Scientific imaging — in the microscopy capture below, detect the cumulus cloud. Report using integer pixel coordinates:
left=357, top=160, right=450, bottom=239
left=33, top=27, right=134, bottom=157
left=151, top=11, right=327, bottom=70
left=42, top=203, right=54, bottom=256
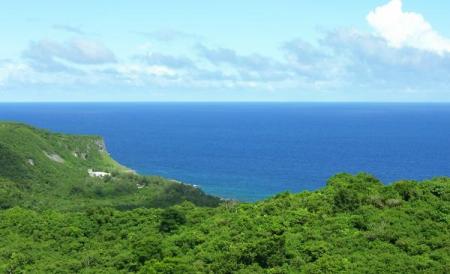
left=116, top=64, right=176, bottom=78
left=367, top=0, right=450, bottom=54
left=196, top=44, right=292, bottom=82
left=68, top=39, right=116, bottom=64
left=0, top=63, right=32, bottom=87
left=23, top=38, right=116, bottom=71
left=4, top=0, right=450, bottom=98
left=197, top=45, right=273, bottom=69
left=136, top=53, right=194, bottom=69
left=282, top=39, right=343, bottom=82
left=319, top=28, right=450, bottom=89
left=0, top=61, right=94, bottom=89
left=1, top=38, right=118, bottom=89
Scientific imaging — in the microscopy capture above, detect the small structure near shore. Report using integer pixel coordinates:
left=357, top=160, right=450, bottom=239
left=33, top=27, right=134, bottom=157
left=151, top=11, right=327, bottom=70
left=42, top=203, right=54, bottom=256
left=88, top=169, right=111, bottom=178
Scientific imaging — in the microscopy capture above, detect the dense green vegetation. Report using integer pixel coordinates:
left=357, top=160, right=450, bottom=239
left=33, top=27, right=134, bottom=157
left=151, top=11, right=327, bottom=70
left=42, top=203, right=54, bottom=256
left=0, top=122, right=220, bottom=210
left=1, top=122, right=449, bottom=273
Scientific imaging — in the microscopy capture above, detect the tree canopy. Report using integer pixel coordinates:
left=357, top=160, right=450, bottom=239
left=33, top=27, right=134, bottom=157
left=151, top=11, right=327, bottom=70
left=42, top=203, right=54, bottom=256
left=0, top=123, right=449, bottom=273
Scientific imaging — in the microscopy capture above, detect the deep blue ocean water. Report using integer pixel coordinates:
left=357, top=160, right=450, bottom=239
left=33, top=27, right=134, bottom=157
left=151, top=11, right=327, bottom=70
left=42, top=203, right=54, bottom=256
left=1, top=103, right=449, bottom=201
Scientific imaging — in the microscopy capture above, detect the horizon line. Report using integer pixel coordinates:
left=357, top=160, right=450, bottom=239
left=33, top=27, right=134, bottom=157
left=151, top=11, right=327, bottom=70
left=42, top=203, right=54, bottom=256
left=1, top=101, right=450, bottom=104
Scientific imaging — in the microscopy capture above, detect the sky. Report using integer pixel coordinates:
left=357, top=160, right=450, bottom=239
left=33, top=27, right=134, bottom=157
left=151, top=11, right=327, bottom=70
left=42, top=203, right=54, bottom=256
left=1, top=0, right=450, bottom=102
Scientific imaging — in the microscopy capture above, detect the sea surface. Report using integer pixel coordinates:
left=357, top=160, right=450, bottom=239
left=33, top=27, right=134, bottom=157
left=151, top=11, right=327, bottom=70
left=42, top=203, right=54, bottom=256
left=1, top=103, right=449, bottom=201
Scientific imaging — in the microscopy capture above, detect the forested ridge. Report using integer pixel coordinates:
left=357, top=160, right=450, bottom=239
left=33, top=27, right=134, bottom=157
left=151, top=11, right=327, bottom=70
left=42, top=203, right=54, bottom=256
left=0, top=122, right=220, bottom=211
left=0, top=122, right=449, bottom=273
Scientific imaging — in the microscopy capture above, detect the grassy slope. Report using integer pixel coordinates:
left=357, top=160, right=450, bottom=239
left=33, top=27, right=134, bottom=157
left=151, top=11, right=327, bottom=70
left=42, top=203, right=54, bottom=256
left=0, top=122, right=220, bottom=210
left=0, top=122, right=127, bottom=185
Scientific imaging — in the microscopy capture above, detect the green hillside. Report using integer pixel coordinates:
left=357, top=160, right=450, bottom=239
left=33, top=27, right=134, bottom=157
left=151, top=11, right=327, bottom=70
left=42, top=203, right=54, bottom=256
left=0, top=122, right=449, bottom=273
left=0, top=122, right=128, bottom=183
left=0, top=122, right=220, bottom=210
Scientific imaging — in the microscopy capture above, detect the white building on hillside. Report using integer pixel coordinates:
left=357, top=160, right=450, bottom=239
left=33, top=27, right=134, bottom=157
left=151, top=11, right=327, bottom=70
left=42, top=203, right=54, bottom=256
left=88, top=169, right=111, bottom=178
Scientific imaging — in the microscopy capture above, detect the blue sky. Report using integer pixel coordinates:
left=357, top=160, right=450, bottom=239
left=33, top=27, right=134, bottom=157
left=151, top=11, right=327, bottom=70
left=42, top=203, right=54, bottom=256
left=1, top=0, right=450, bottom=102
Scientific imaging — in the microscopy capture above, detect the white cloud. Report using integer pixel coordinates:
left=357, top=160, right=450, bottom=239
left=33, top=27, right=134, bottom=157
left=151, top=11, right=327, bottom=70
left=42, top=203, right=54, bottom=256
left=5, top=0, right=450, bottom=99
left=115, top=64, right=177, bottom=84
left=367, top=0, right=450, bottom=54
left=23, top=38, right=116, bottom=70
left=319, top=28, right=450, bottom=90
left=0, top=63, right=32, bottom=87
left=69, top=39, right=116, bottom=64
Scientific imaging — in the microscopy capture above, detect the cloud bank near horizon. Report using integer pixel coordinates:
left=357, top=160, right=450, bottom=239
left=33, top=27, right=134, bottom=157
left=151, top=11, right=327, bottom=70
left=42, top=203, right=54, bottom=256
left=1, top=0, right=450, bottom=101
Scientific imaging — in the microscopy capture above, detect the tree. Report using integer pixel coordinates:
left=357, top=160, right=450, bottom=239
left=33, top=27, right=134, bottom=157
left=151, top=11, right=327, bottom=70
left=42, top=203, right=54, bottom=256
left=159, top=208, right=186, bottom=233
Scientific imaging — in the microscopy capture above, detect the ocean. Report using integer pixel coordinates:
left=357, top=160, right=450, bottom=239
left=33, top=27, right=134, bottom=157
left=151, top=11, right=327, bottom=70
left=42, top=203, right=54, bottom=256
left=1, top=102, right=449, bottom=201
